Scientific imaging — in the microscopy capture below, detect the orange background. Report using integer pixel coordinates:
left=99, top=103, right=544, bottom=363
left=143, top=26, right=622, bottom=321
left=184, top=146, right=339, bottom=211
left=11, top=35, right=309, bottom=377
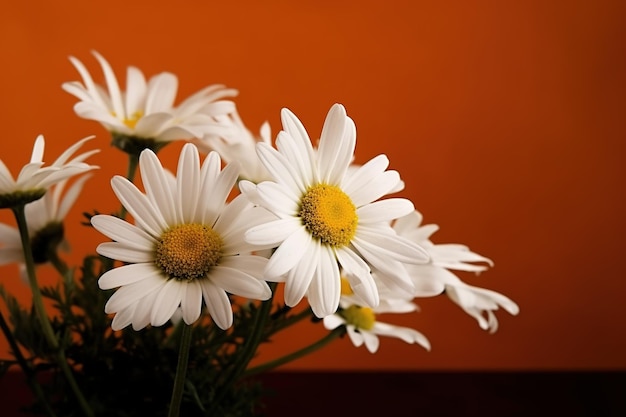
left=0, top=0, right=624, bottom=371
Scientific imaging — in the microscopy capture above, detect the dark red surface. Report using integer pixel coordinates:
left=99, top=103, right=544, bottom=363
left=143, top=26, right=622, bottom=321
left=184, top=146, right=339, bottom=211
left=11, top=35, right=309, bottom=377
left=2, top=370, right=625, bottom=416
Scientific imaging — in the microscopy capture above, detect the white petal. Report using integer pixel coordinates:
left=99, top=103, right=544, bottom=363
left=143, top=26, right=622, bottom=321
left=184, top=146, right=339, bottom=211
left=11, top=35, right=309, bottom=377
left=323, top=314, right=345, bottom=330
left=362, top=331, right=380, bottom=353
left=98, top=263, right=160, bottom=290
left=111, top=176, right=167, bottom=236
left=335, top=247, right=379, bottom=308
left=357, top=198, right=415, bottom=224
left=256, top=142, right=304, bottom=198
left=264, top=226, right=311, bottom=279
left=283, top=237, right=318, bottom=306
left=245, top=217, right=300, bottom=246
left=139, top=149, right=178, bottom=225
left=176, top=143, right=201, bottom=223
left=91, top=214, right=156, bottom=249
left=96, top=242, right=153, bottom=263
left=104, top=274, right=165, bottom=313
left=210, top=265, right=271, bottom=300
left=145, top=72, right=178, bottom=113
left=307, top=245, right=341, bottom=317
left=151, top=279, right=184, bottom=326
left=200, top=280, right=233, bottom=329
left=355, top=226, right=430, bottom=264
left=181, top=281, right=203, bottom=325
left=317, top=104, right=353, bottom=185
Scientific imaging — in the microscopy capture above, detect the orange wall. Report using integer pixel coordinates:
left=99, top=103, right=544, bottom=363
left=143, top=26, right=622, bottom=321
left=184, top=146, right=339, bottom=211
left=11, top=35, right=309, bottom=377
left=1, top=0, right=624, bottom=371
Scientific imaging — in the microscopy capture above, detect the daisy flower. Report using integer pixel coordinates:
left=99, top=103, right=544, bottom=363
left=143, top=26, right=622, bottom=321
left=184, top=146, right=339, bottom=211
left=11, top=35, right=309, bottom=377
left=62, top=50, right=238, bottom=153
left=240, top=103, right=429, bottom=318
left=392, top=210, right=519, bottom=333
left=193, top=107, right=273, bottom=183
left=90, top=143, right=274, bottom=331
left=0, top=135, right=98, bottom=209
left=0, top=175, right=92, bottom=278
left=323, top=278, right=431, bottom=353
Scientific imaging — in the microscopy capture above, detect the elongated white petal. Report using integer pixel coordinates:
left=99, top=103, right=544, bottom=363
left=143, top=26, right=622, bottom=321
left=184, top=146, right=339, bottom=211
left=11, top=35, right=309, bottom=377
left=264, top=226, right=311, bottom=279
left=98, top=263, right=160, bottom=290
left=245, top=218, right=301, bottom=246
left=91, top=214, right=156, bottom=249
left=210, top=265, right=271, bottom=300
left=181, top=281, right=203, bottom=324
left=111, top=176, right=167, bottom=236
left=283, top=237, right=318, bottom=306
left=139, top=149, right=178, bottom=225
left=357, top=198, right=415, bottom=224
left=307, top=245, right=341, bottom=317
left=150, top=279, right=184, bottom=326
left=96, top=242, right=154, bottom=263
left=200, top=281, right=233, bottom=330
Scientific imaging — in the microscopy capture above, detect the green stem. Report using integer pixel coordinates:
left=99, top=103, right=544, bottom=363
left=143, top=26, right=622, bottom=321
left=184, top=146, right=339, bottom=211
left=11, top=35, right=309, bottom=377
left=12, top=205, right=94, bottom=417
left=208, top=284, right=277, bottom=413
left=0, top=310, right=57, bottom=417
left=168, top=323, right=194, bottom=417
left=267, top=307, right=313, bottom=335
left=243, top=326, right=346, bottom=377
left=118, top=153, right=139, bottom=220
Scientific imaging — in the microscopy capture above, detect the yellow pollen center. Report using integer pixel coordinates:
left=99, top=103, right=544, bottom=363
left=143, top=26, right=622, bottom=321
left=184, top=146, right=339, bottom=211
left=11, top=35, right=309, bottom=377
left=340, top=277, right=354, bottom=296
left=299, top=184, right=357, bottom=247
left=341, top=305, right=376, bottom=330
left=154, top=224, right=223, bottom=281
left=112, top=110, right=144, bottom=129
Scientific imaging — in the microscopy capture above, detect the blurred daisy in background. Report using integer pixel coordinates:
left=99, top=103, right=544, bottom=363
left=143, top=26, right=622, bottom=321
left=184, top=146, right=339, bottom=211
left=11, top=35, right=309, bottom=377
left=0, top=175, right=93, bottom=280
left=62, top=51, right=239, bottom=153
left=0, top=134, right=98, bottom=208
left=193, top=107, right=273, bottom=184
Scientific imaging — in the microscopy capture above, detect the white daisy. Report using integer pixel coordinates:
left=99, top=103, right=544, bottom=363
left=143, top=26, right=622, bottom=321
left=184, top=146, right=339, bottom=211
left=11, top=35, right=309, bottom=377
left=240, top=103, right=429, bottom=318
left=392, top=210, right=519, bottom=333
left=323, top=278, right=430, bottom=353
left=193, top=107, right=273, bottom=183
left=0, top=135, right=98, bottom=208
left=0, top=175, right=92, bottom=277
left=90, top=143, right=274, bottom=331
left=62, top=50, right=239, bottom=150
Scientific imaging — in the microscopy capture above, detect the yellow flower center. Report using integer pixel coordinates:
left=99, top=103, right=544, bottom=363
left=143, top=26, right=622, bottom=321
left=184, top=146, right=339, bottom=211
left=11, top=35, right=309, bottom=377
left=341, top=305, right=376, bottom=331
left=154, top=224, right=223, bottom=281
left=299, top=184, right=357, bottom=247
left=112, top=110, right=144, bottom=129
left=340, top=277, right=353, bottom=296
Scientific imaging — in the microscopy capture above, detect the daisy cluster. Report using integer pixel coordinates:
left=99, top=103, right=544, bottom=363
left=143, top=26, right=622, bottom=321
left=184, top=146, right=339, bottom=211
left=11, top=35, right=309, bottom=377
left=0, top=51, right=518, bottom=360
left=0, top=50, right=522, bottom=417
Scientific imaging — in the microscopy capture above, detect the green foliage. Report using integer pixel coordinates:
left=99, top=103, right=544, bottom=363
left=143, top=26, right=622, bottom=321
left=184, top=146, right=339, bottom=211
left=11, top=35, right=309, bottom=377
left=0, top=253, right=319, bottom=416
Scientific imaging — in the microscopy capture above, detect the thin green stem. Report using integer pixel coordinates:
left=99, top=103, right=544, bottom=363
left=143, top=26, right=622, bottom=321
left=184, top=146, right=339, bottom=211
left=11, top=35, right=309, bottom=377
left=168, top=323, right=194, bottom=417
left=208, top=284, right=277, bottom=413
left=12, top=205, right=94, bottom=417
left=0, top=310, right=57, bottom=417
left=266, top=307, right=313, bottom=335
left=118, top=153, right=139, bottom=220
left=243, top=326, right=346, bottom=377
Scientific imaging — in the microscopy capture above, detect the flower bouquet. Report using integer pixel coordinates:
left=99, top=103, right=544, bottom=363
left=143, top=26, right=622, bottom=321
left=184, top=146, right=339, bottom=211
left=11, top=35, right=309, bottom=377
left=0, top=51, right=519, bottom=417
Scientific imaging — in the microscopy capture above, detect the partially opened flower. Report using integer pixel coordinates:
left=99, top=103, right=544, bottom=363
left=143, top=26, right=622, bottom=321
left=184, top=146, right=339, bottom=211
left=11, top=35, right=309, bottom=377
left=91, top=143, right=274, bottom=331
left=0, top=175, right=93, bottom=278
left=62, top=50, right=238, bottom=154
left=241, top=103, right=429, bottom=318
left=323, top=278, right=430, bottom=353
left=0, top=135, right=98, bottom=209
left=392, top=210, right=519, bottom=333
left=194, top=107, right=273, bottom=183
